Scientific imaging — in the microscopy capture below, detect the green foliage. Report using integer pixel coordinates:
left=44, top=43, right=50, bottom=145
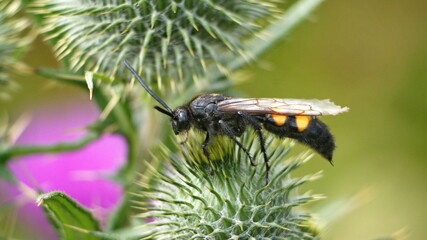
left=37, top=191, right=102, bottom=240
left=0, top=0, right=33, bottom=100
left=0, top=201, right=17, bottom=239
left=136, top=132, right=322, bottom=239
left=30, top=0, right=278, bottom=84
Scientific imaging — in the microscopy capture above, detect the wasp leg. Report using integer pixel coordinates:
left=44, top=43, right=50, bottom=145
left=218, top=120, right=256, bottom=167
left=237, top=111, right=270, bottom=185
left=202, top=131, right=212, bottom=159
left=201, top=131, right=215, bottom=175
left=180, top=131, right=189, bottom=145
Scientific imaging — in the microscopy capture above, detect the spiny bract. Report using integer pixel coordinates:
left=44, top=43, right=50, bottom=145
left=135, top=132, right=322, bottom=239
left=31, top=0, right=278, bottom=84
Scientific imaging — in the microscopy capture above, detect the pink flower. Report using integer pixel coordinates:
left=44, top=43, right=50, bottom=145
left=0, top=98, right=127, bottom=239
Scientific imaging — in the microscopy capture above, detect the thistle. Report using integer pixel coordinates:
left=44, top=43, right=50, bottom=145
left=135, top=132, right=322, bottom=239
left=30, top=0, right=278, bottom=84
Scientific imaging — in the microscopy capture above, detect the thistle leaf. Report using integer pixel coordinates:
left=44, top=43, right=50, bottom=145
left=37, top=191, right=102, bottom=240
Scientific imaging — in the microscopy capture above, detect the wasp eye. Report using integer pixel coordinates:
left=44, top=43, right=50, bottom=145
left=171, top=107, right=191, bottom=133
left=178, top=112, right=186, bottom=122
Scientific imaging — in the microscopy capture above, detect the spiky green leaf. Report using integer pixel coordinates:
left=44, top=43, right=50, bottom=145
left=37, top=191, right=102, bottom=240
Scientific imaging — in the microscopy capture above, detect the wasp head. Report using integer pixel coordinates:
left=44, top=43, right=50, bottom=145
left=124, top=61, right=192, bottom=135
left=171, top=107, right=191, bottom=135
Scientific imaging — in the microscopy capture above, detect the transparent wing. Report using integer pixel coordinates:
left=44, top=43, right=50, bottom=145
left=217, top=98, right=349, bottom=116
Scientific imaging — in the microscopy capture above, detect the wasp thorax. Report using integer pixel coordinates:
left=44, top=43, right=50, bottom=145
left=171, top=107, right=191, bottom=135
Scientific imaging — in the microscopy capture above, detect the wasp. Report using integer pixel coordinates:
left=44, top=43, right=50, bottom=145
left=124, top=61, right=349, bottom=184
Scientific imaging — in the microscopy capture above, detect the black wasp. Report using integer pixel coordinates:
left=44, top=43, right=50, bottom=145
left=124, top=61, right=349, bottom=184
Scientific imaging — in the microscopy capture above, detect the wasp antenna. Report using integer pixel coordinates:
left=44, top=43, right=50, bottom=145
left=123, top=60, right=173, bottom=113
left=154, top=106, right=173, bottom=117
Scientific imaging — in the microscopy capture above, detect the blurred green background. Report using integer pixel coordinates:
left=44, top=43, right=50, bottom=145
left=240, top=0, right=427, bottom=239
left=3, top=0, right=427, bottom=239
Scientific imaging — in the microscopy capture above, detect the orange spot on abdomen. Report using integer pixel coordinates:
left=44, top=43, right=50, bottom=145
left=295, top=116, right=311, bottom=132
left=271, top=114, right=287, bottom=126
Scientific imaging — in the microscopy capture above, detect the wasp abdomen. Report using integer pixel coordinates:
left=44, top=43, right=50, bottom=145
left=263, top=116, right=335, bottom=161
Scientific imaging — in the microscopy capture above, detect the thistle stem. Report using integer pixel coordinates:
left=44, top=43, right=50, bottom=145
left=0, top=131, right=101, bottom=165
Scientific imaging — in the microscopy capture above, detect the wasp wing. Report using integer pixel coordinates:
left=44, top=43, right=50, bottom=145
left=217, top=98, right=349, bottom=116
